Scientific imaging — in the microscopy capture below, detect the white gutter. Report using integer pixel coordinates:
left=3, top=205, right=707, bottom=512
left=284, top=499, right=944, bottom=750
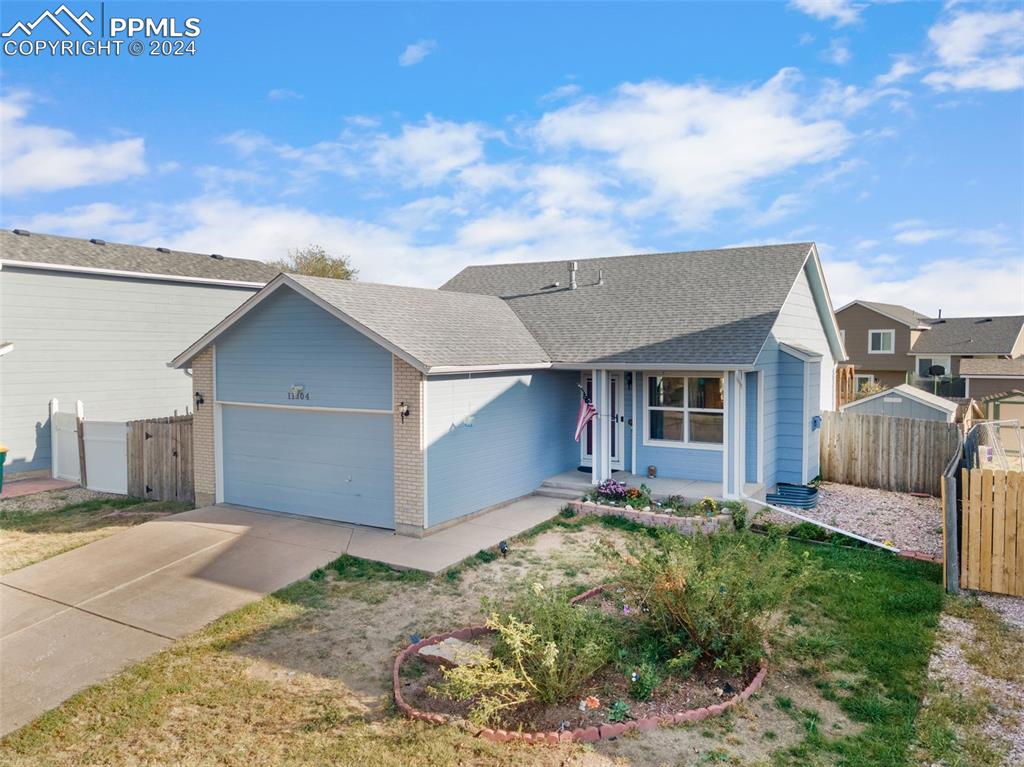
left=1, top=259, right=268, bottom=289
left=741, top=494, right=901, bottom=553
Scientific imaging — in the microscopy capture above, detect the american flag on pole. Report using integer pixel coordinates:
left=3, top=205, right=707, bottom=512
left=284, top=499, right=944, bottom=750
left=574, top=387, right=597, bottom=443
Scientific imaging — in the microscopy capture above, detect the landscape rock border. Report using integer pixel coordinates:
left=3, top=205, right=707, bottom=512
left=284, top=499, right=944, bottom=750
left=568, top=499, right=734, bottom=534
left=392, top=585, right=768, bottom=745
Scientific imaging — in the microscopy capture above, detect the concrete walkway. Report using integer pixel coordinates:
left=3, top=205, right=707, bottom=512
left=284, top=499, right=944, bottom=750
left=0, top=496, right=561, bottom=735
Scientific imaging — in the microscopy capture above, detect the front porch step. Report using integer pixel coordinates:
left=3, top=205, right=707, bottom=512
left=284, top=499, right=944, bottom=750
left=534, top=487, right=584, bottom=500
left=539, top=478, right=592, bottom=492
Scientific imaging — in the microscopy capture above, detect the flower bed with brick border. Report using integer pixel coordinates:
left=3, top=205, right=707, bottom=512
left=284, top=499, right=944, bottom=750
left=568, top=499, right=734, bottom=535
left=392, top=585, right=769, bottom=745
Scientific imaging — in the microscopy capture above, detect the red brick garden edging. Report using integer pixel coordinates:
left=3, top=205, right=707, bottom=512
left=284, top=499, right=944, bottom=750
left=392, top=586, right=769, bottom=744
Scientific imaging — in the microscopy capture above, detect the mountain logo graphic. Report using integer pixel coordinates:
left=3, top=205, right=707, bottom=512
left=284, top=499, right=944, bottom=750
left=2, top=4, right=94, bottom=37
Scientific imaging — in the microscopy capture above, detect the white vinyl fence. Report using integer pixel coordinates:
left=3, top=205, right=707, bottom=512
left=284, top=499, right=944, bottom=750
left=49, top=399, right=128, bottom=494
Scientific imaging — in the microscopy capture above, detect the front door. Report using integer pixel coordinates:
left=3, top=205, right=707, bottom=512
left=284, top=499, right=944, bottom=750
left=580, top=373, right=624, bottom=470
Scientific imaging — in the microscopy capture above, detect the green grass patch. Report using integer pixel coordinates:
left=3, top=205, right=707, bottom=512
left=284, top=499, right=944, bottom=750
left=771, top=545, right=943, bottom=767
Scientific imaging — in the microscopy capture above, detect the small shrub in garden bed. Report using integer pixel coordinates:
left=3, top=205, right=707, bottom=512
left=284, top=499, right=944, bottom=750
left=433, top=583, right=619, bottom=725
left=608, top=532, right=820, bottom=676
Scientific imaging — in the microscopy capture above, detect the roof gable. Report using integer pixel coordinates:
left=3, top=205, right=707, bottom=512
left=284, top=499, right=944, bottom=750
left=171, top=274, right=548, bottom=373
left=836, top=300, right=930, bottom=329
left=441, top=243, right=815, bottom=367
left=842, top=383, right=958, bottom=414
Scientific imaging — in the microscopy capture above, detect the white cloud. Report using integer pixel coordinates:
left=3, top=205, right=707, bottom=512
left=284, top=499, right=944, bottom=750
left=372, top=117, right=488, bottom=185
left=875, top=55, right=918, bottom=86
left=541, top=83, right=581, bottom=102
left=399, top=39, right=437, bottom=67
left=536, top=70, right=850, bottom=226
left=824, top=256, right=1023, bottom=315
left=924, top=9, right=1024, bottom=91
left=529, top=165, right=612, bottom=212
left=893, top=227, right=955, bottom=244
left=753, top=193, right=804, bottom=226
left=823, top=38, right=852, bottom=65
left=267, top=88, right=303, bottom=101
left=0, top=92, right=146, bottom=194
left=789, top=0, right=863, bottom=27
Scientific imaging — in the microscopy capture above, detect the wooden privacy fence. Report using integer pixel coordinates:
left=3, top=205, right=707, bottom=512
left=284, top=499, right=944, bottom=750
left=127, top=415, right=194, bottom=503
left=959, top=468, right=1024, bottom=597
left=820, top=411, right=962, bottom=496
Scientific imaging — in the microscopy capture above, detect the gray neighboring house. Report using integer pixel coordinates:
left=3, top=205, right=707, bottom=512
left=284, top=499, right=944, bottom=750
left=0, top=230, right=278, bottom=478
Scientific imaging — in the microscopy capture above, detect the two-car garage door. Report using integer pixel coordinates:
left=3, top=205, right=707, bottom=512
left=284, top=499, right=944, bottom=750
left=221, top=405, right=395, bottom=528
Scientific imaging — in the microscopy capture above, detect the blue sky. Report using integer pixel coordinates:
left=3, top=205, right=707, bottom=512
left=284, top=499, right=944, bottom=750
left=2, top=0, right=1022, bottom=314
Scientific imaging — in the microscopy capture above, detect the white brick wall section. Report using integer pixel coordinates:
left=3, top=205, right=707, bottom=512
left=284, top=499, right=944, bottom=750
left=393, top=355, right=425, bottom=529
left=191, top=347, right=216, bottom=507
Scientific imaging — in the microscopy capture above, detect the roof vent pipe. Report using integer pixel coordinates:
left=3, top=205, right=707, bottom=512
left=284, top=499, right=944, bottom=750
left=598, top=268, right=605, bottom=286
left=938, top=308, right=942, bottom=319
left=569, top=260, right=578, bottom=290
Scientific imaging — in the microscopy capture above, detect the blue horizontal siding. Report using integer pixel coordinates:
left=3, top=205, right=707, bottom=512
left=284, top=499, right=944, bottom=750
left=216, top=286, right=392, bottom=410
left=222, top=405, right=394, bottom=527
left=425, top=371, right=579, bottom=526
left=805, top=360, right=821, bottom=481
left=634, top=443, right=724, bottom=482
left=776, top=350, right=805, bottom=485
left=746, top=371, right=758, bottom=483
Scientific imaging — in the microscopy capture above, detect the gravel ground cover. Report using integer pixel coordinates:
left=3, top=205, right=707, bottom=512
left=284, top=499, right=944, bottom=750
left=917, top=601, right=1024, bottom=767
left=0, top=487, right=121, bottom=514
left=763, top=482, right=943, bottom=556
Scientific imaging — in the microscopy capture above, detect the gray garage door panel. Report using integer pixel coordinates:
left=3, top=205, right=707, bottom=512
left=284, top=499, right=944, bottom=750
left=222, top=405, right=394, bottom=528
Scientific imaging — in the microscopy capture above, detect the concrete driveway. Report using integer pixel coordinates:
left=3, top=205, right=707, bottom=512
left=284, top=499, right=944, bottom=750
left=0, top=505, right=352, bottom=736
left=0, top=496, right=561, bottom=735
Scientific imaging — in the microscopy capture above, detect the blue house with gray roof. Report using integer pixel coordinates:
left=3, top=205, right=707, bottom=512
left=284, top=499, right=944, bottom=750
left=171, top=242, right=846, bottom=536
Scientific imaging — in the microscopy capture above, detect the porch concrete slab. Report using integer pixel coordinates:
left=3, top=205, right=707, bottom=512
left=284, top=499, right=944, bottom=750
left=172, top=504, right=354, bottom=554
left=0, top=520, right=237, bottom=605
left=0, top=605, right=170, bottom=735
left=0, top=584, right=66, bottom=638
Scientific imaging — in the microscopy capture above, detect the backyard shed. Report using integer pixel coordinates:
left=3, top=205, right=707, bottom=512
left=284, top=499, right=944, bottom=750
left=841, top=384, right=958, bottom=423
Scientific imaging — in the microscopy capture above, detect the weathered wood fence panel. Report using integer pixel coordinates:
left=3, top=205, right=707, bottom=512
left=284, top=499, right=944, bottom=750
left=127, top=415, right=194, bottom=503
left=960, top=468, right=1023, bottom=597
left=819, top=410, right=961, bottom=496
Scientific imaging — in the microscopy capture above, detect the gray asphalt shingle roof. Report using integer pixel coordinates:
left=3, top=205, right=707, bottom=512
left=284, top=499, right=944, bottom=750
left=288, top=274, right=549, bottom=369
left=911, top=315, right=1024, bottom=355
left=440, top=243, right=815, bottom=366
left=852, top=300, right=930, bottom=328
left=0, top=230, right=279, bottom=284
left=958, top=357, right=1024, bottom=377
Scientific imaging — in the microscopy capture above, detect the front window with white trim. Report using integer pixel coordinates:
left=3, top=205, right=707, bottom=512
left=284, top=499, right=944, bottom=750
left=868, top=329, right=895, bottom=354
left=646, top=375, right=724, bottom=446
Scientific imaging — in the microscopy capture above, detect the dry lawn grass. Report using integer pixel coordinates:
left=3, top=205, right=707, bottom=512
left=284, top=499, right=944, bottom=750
left=0, top=496, right=190, bottom=574
left=1, top=516, right=940, bottom=766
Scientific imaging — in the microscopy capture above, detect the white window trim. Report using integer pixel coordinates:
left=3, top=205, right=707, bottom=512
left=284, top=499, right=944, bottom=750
left=868, top=329, right=896, bottom=355
left=914, top=355, right=952, bottom=378
left=854, top=374, right=875, bottom=391
left=642, top=374, right=725, bottom=451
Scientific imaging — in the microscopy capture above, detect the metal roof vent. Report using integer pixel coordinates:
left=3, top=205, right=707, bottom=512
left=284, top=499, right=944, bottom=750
left=156, top=247, right=171, bottom=253
left=209, top=253, right=225, bottom=260
left=12, top=229, right=30, bottom=236
left=90, top=238, right=106, bottom=245
left=568, top=260, right=578, bottom=290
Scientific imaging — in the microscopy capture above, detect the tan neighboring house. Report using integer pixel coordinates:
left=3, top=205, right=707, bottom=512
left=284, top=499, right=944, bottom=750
left=961, top=358, right=1024, bottom=401
left=835, top=300, right=1024, bottom=397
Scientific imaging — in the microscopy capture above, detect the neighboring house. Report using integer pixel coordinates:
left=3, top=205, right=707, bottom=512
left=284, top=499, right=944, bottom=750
left=170, top=242, right=845, bottom=536
left=836, top=300, right=1024, bottom=395
left=840, top=383, right=959, bottom=423
left=0, top=230, right=279, bottom=478
left=960, top=357, right=1024, bottom=401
